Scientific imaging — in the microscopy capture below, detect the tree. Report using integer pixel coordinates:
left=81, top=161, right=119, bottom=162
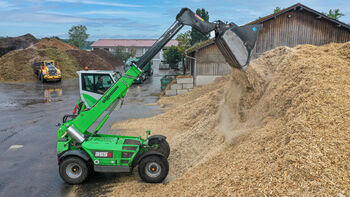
left=68, top=25, right=89, bottom=49
left=274, top=7, right=282, bottom=13
left=176, top=30, right=192, bottom=55
left=163, top=46, right=182, bottom=67
left=114, top=46, right=135, bottom=62
left=190, top=8, right=210, bottom=45
left=324, top=9, right=344, bottom=20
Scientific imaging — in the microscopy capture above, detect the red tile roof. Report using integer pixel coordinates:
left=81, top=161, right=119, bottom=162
left=91, top=39, right=178, bottom=48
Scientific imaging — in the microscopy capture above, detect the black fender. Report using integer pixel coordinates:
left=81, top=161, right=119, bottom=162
left=148, top=135, right=167, bottom=145
left=132, top=151, right=166, bottom=168
left=58, top=150, right=91, bottom=164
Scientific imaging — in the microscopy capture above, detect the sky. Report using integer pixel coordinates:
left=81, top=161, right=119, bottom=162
left=0, top=0, right=349, bottom=41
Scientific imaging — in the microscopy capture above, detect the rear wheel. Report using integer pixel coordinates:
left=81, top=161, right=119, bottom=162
left=59, top=157, right=89, bottom=184
left=138, top=155, right=168, bottom=183
left=150, top=140, right=170, bottom=158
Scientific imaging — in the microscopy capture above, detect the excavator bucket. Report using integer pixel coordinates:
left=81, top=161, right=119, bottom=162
left=215, top=24, right=262, bottom=70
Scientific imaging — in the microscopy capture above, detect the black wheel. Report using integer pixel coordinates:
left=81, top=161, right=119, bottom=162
left=57, top=78, right=62, bottom=83
left=40, top=75, right=45, bottom=83
left=149, top=140, right=170, bottom=158
left=138, top=155, right=168, bottom=183
left=59, top=157, right=89, bottom=184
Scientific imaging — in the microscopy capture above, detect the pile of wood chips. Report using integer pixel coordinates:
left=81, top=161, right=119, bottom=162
left=108, top=42, right=350, bottom=196
left=33, top=37, right=78, bottom=50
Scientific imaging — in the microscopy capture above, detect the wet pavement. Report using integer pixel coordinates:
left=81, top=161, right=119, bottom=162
left=0, top=66, right=176, bottom=197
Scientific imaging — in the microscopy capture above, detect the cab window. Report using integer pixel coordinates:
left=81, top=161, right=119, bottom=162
left=82, top=74, right=113, bottom=94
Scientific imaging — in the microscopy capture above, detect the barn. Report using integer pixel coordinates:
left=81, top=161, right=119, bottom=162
left=187, top=3, right=350, bottom=85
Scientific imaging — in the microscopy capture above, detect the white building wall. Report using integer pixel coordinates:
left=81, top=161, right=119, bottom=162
left=92, top=46, right=167, bottom=61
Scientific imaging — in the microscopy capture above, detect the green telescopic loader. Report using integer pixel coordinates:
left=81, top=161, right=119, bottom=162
left=56, top=8, right=262, bottom=184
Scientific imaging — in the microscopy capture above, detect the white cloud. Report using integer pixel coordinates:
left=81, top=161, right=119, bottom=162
left=47, top=0, right=143, bottom=7
left=0, top=1, right=16, bottom=10
left=79, top=10, right=138, bottom=15
left=78, top=10, right=160, bottom=18
left=0, top=1, right=10, bottom=8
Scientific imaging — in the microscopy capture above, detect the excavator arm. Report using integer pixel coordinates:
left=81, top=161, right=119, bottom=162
left=57, top=8, right=262, bottom=143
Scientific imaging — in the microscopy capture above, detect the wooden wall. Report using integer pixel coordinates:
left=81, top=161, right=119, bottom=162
left=193, top=43, right=232, bottom=75
left=191, top=8, right=350, bottom=75
left=252, top=9, right=350, bottom=58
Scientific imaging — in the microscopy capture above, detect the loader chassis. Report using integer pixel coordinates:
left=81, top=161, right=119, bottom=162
left=33, top=60, right=61, bottom=82
left=56, top=8, right=261, bottom=184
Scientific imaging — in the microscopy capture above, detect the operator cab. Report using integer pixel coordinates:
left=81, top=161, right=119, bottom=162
left=77, top=70, right=121, bottom=108
left=82, top=73, right=113, bottom=94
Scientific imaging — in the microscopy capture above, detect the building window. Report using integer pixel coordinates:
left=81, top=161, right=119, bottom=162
left=136, top=48, right=144, bottom=57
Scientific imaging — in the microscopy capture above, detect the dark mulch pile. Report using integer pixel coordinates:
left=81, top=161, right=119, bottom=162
left=66, top=50, right=115, bottom=70
left=0, top=34, right=38, bottom=57
left=92, top=49, right=124, bottom=67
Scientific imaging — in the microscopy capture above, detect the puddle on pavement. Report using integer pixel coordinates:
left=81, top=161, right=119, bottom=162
left=44, top=87, right=63, bottom=102
left=0, top=101, right=18, bottom=108
left=0, top=80, right=74, bottom=110
left=21, top=87, right=64, bottom=106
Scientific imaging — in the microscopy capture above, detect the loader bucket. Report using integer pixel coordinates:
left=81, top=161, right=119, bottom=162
left=215, top=24, right=262, bottom=70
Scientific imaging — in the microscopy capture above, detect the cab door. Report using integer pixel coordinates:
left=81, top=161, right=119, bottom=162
left=80, top=73, right=115, bottom=108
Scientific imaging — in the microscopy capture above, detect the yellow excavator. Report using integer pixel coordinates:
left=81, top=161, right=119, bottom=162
left=33, top=60, right=62, bottom=83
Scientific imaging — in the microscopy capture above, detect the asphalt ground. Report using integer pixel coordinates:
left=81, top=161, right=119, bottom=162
left=0, top=66, right=173, bottom=197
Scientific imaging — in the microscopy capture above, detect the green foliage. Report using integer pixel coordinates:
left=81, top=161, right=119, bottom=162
left=323, top=9, right=344, bottom=20
left=68, top=25, right=89, bottom=49
left=84, top=41, right=95, bottom=50
left=176, top=30, right=192, bottom=54
left=190, top=8, right=210, bottom=45
left=274, top=7, right=282, bottom=13
left=114, top=46, right=136, bottom=62
left=163, top=46, right=182, bottom=65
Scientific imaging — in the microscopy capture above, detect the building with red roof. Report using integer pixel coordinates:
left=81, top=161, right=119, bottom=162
left=91, top=39, right=178, bottom=63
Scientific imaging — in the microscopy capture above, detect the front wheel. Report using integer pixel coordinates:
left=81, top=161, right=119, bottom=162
left=59, top=157, right=89, bottom=184
left=138, top=155, right=169, bottom=183
left=40, top=75, right=45, bottom=83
